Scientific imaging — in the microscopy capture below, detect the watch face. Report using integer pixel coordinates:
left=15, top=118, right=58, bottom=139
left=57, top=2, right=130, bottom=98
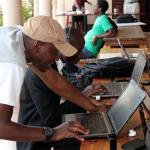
left=46, top=127, right=53, bottom=136
left=44, top=127, right=54, bottom=140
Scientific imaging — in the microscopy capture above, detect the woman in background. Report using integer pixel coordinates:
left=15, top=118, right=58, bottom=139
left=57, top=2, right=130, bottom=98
left=72, top=0, right=92, bottom=33
left=82, top=0, right=116, bottom=58
left=123, top=0, right=140, bottom=19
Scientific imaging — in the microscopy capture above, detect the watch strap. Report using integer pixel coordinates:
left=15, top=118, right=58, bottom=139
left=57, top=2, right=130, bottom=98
left=43, top=127, right=54, bottom=142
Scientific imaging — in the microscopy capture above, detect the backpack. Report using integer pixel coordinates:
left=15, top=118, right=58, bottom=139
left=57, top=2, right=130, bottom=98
left=108, top=17, right=118, bottom=33
left=80, top=57, right=135, bottom=78
left=117, top=14, right=138, bottom=23
left=62, top=64, right=92, bottom=91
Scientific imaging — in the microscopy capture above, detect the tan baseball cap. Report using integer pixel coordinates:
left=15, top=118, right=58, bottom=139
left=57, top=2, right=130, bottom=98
left=22, top=16, right=77, bottom=57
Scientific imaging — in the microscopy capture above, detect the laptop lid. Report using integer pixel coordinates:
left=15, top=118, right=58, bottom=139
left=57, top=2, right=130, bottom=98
left=117, top=38, right=131, bottom=60
left=130, top=51, right=146, bottom=84
left=108, top=79, right=145, bottom=135
left=97, top=52, right=146, bottom=98
left=89, top=40, right=145, bottom=87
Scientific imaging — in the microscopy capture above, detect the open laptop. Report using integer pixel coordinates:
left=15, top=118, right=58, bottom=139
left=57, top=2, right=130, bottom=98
left=63, top=80, right=145, bottom=138
left=142, top=53, right=150, bottom=96
left=117, top=38, right=131, bottom=60
left=99, top=50, right=146, bottom=98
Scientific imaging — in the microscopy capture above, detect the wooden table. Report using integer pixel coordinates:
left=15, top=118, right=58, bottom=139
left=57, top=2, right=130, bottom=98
left=80, top=50, right=150, bottom=150
left=80, top=77, right=150, bottom=150
left=103, top=26, right=147, bottom=49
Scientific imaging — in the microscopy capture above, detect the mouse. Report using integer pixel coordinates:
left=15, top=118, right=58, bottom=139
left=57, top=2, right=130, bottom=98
left=95, top=95, right=101, bottom=101
left=128, top=129, right=136, bottom=137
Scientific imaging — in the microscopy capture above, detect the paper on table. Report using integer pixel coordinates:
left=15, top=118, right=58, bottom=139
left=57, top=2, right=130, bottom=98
left=131, top=53, right=139, bottom=58
left=99, top=53, right=123, bottom=59
left=117, top=22, right=146, bottom=27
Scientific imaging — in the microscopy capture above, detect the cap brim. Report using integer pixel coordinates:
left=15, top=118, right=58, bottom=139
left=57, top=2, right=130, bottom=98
left=54, top=42, right=77, bottom=57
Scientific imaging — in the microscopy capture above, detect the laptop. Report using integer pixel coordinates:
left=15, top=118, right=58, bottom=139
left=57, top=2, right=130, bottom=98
left=142, top=53, right=150, bottom=96
left=117, top=38, right=131, bottom=60
left=99, top=50, right=146, bottom=97
left=63, top=80, right=145, bottom=138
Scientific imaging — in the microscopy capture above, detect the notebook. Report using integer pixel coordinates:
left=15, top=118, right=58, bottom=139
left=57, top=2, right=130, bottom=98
left=63, top=80, right=145, bottom=138
left=99, top=50, right=146, bottom=97
left=117, top=38, right=131, bottom=60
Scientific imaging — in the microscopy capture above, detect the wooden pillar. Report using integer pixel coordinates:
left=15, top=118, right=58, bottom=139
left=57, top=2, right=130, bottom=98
left=34, top=0, right=39, bottom=16
left=39, top=0, right=52, bottom=16
left=2, top=0, right=23, bottom=25
left=52, top=0, right=57, bottom=19
left=56, top=0, right=65, bottom=28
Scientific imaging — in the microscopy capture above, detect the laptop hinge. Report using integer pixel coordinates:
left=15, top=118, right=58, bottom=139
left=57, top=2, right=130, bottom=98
left=102, top=112, right=114, bottom=134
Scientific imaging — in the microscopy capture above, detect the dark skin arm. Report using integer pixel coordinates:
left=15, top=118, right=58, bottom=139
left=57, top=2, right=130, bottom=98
left=29, top=64, right=100, bottom=112
left=74, top=0, right=80, bottom=9
left=0, top=104, right=45, bottom=141
left=74, top=0, right=92, bottom=9
left=0, top=104, right=89, bottom=142
left=81, top=83, right=107, bottom=98
left=92, top=29, right=116, bottom=45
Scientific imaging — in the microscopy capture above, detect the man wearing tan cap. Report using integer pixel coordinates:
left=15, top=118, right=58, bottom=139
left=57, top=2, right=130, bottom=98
left=17, top=27, right=106, bottom=150
left=0, top=16, right=101, bottom=148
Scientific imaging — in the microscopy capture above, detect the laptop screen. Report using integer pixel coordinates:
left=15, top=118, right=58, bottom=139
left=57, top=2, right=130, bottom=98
left=117, top=38, right=130, bottom=60
left=130, top=52, right=146, bottom=84
left=108, top=80, right=145, bottom=135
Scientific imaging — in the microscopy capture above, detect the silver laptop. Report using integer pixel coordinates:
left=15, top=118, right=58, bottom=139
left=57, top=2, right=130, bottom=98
left=117, top=38, right=131, bottom=60
left=100, top=51, right=146, bottom=97
left=63, top=80, right=145, bottom=138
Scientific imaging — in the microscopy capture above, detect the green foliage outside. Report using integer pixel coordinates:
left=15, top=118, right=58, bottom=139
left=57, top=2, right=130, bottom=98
left=22, top=0, right=33, bottom=23
left=0, top=15, right=3, bottom=26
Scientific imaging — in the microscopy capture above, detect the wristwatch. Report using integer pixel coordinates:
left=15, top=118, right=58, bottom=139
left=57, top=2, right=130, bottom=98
left=43, top=127, right=54, bottom=142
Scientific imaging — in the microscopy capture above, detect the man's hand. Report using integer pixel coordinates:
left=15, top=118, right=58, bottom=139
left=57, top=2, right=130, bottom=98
left=50, top=121, right=89, bottom=142
left=92, top=36, right=98, bottom=45
left=82, top=83, right=107, bottom=97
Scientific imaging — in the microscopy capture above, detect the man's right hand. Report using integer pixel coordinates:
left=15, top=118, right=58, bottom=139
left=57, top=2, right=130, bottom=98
left=50, top=121, right=89, bottom=142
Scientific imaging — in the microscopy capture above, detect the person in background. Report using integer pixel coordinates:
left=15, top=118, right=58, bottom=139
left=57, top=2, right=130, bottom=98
left=72, top=0, right=92, bottom=33
left=123, top=0, right=140, bottom=19
left=82, top=0, right=116, bottom=58
left=17, top=27, right=106, bottom=150
left=61, top=27, right=107, bottom=93
left=73, top=0, right=92, bottom=10
left=0, top=16, right=105, bottom=150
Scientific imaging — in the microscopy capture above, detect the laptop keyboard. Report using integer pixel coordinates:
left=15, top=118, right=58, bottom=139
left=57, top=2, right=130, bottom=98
left=104, top=82, right=128, bottom=96
left=76, top=113, right=108, bottom=133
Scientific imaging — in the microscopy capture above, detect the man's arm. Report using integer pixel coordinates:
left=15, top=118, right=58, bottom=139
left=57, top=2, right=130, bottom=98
left=81, top=83, right=107, bottom=98
left=0, top=104, right=88, bottom=141
left=93, top=29, right=115, bottom=45
left=29, top=64, right=97, bottom=112
left=74, top=0, right=80, bottom=9
left=0, top=104, right=45, bottom=141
